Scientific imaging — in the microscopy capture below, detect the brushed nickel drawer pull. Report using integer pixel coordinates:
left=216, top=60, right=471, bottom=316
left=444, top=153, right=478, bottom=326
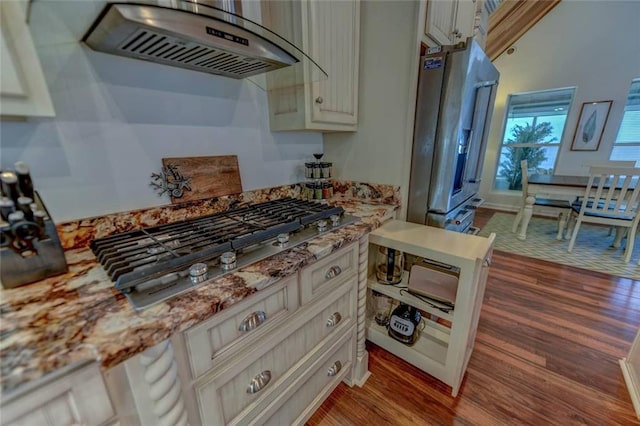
left=326, top=312, right=342, bottom=327
left=247, top=370, right=271, bottom=394
left=315, top=96, right=324, bottom=104
left=327, top=360, right=342, bottom=377
left=239, top=311, right=267, bottom=332
left=325, top=265, right=342, bottom=280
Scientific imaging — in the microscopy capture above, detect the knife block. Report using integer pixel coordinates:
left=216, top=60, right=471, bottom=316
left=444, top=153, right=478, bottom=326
left=1, top=192, right=68, bottom=289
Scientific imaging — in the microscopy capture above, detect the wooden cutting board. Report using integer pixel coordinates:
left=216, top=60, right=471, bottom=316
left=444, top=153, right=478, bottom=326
left=161, top=155, right=242, bottom=203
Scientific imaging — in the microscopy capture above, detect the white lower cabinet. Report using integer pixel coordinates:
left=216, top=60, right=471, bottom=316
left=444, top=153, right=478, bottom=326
left=367, top=220, right=494, bottom=397
left=1, top=363, right=115, bottom=426
left=184, top=275, right=300, bottom=379
left=1, top=241, right=369, bottom=426
left=261, top=331, right=355, bottom=425
left=194, top=278, right=356, bottom=425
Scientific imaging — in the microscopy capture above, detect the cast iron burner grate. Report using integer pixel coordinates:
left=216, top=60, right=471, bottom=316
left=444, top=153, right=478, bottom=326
left=91, top=198, right=357, bottom=310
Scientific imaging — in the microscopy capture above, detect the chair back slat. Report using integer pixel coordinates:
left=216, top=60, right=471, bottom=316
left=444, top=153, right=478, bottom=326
left=616, top=175, right=634, bottom=213
left=582, top=166, right=640, bottom=219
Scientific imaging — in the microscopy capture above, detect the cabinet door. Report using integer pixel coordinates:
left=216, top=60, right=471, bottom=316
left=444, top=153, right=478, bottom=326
left=0, top=0, right=54, bottom=117
left=425, top=0, right=456, bottom=45
left=454, top=0, right=478, bottom=41
left=306, top=0, right=360, bottom=127
left=262, top=330, right=355, bottom=426
left=472, top=0, right=488, bottom=49
left=1, top=363, right=115, bottom=426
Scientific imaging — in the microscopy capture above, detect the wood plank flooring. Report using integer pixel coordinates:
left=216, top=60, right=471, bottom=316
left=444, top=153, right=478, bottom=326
left=307, top=209, right=640, bottom=425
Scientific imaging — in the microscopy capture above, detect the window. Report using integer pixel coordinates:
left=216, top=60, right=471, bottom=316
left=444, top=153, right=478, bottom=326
left=610, top=79, right=640, bottom=162
left=494, top=87, right=575, bottom=190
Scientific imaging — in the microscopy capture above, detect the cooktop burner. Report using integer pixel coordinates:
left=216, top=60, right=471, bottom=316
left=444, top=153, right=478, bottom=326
left=91, top=198, right=358, bottom=310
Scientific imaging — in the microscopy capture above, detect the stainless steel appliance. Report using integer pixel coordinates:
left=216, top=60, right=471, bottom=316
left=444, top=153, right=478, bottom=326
left=407, top=38, right=499, bottom=232
left=91, top=198, right=357, bottom=310
left=82, top=1, right=326, bottom=87
left=388, top=303, right=421, bottom=346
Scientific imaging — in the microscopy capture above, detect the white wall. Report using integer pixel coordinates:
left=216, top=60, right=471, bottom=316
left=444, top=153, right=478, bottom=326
left=324, top=0, right=419, bottom=218
left=479, top=0, right=640, bottom=210
left=0, top=1, right=322, bottom=222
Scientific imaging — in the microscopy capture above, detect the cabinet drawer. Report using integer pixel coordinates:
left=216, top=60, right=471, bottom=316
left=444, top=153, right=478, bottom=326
left=185, top=274, right=299, bottom=379
left=195, top=280, right=355, bottom=425
left=300, top=243, right=358, bottom=304
left=262, top=330, right=355, bottom=426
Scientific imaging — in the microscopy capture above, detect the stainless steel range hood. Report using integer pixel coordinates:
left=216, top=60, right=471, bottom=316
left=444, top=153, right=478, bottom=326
left=83, top=1, right=327, bottom=88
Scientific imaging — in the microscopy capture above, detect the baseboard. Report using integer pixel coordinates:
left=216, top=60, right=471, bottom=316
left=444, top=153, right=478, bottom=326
left=480, top=202, right=519, bottom=212
left=481, top=203, right=567, bottom=220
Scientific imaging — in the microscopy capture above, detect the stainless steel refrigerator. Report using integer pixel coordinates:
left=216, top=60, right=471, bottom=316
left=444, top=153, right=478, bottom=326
left=407, top=38, right=499, bottom=233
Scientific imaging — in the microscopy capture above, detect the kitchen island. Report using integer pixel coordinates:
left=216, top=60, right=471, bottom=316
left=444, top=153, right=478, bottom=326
left=0, top=182, right=399, bottom=425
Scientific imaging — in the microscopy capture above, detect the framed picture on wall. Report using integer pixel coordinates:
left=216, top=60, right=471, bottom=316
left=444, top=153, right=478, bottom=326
left=570, top=100, right=613, bottom=151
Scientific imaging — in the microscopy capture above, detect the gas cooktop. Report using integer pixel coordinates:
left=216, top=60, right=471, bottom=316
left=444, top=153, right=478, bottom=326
left=91, top=198, right=358, bottom=310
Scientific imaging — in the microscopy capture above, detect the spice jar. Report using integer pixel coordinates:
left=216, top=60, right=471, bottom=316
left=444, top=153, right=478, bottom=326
left=321, top=182, right=332, bottom=199
left=312, top=163, right=322, bottom=179
left=304, top=162, right=314, bottom=178
left=320, top=162, right=332, bottom=178
left=314, top=182, right=323, bottom=200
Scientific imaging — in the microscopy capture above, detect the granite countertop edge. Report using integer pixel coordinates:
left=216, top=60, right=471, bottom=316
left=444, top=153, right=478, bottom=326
left=0, top=198, right=397, bottom=395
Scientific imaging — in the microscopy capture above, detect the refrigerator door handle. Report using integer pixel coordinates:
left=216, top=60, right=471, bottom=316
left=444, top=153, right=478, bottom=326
left=467, top=85, right=495, bottom=184
left=475, top=80, right=499, bottom=88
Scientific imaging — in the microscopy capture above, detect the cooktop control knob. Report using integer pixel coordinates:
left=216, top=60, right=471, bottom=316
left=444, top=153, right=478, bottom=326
left=189, top=263, right=208, bottom=283
left=220, top=251, right=237, bottom=271
left=276, top=233, right=290, bottom=247
left=317, top=220, right=328, bottom=233
left=330, top=214, right=340, bottom=227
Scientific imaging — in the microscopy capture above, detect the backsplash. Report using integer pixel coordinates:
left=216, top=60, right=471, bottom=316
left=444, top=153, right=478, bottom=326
left=0, top=1, right=322, bottom=223
left=57, top=180, right=400, bottom=250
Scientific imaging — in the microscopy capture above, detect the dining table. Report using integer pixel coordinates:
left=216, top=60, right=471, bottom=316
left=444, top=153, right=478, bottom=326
left=517, top=173, right=639, bottom=242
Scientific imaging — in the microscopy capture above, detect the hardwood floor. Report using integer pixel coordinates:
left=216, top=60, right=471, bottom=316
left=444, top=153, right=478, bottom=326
left=308, top=209, right=640, bottom=425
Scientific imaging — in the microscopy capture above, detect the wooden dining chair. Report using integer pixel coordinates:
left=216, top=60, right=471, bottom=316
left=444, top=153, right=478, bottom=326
left=512, top=160, right=572, bottom=240
left=566, top=166, right=640, bottom=263
left=581, top=161, right=637, bottom=236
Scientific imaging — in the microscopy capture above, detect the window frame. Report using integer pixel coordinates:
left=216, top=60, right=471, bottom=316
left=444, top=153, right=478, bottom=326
left=493, top=87, right=576, bottom=192
left=609, top=78, right=640, bottom=162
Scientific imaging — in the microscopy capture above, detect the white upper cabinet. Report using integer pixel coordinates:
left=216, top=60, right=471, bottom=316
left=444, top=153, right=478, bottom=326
left=424, top=0, right=477, bottom=46
left=263, top=0, right=360, bottom=132
left=0, top=0, right=54, bottom=118
left=472, top=0, right=489, bottom=49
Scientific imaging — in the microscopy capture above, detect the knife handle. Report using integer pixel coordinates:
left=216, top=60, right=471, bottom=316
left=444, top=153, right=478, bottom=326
left=14, top=162, right=34, bottom=199
left=0, top=198, right=15, bottom=221
left=0, top=171, right=20, bottom=203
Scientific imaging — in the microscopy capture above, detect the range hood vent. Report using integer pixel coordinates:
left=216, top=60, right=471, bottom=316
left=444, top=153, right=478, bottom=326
left=83, top=1, right=327, bottom=88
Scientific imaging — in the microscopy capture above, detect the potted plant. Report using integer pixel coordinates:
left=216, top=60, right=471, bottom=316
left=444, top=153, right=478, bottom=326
left=498, top=121, right=556, bottom=190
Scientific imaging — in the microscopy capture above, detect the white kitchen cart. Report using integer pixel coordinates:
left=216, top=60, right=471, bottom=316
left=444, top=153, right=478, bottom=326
left=620, top=327, right=640, bottom=419
left=367, top=220, right=495, bottom=397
